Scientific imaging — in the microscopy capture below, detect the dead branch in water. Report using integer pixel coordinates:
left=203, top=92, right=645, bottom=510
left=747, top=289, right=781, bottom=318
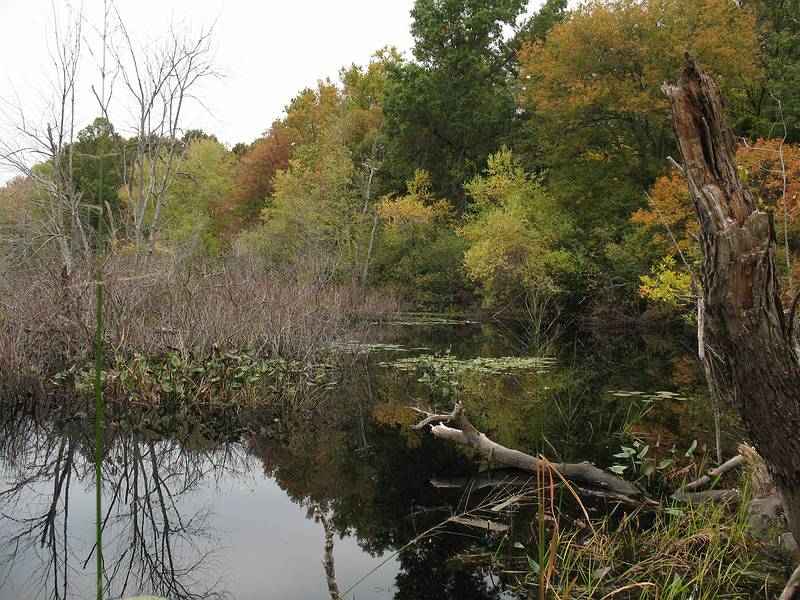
left=412, top=403, right=642, bottom=499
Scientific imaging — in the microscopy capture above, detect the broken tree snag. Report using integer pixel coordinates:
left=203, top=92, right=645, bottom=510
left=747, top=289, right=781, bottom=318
left=412, top=404, right=641, bottom=499
left=663, top=54, right=800, bottom=542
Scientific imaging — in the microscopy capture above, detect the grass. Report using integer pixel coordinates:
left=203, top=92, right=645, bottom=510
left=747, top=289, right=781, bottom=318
left=497, top=467, right=787, bottom=599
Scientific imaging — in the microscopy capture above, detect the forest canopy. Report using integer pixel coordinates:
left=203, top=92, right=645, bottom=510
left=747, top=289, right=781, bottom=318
left=2, top=0, right=799, bottom=316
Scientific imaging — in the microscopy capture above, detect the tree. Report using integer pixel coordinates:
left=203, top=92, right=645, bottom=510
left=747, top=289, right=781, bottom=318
left=112, top=14, right=217, bottom=255
left=382, top=0, right=526, bottom=207
left=162, top=137, right=237, bottom=254
left=741, top=0, right=800, bottom=141
left=372, top=170, right=467, bottom=305
left=634, top=139, right=800, bottom=313
left=0, top=5, right=88, bottom=274
left=221, top=122, right=293, bottom=233
left=663, top=55, right=800, bottom=552
left=71, top=117, right=124, bottom=232
left=517, top=0, right=763, bottom=256
left=462, top=148, right=579, bottom=305
left=512, top=0, right=568, bottom=47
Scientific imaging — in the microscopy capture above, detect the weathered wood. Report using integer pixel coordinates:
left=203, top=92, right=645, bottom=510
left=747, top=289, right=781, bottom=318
left=662, top=54, right=800, bottom=541
left=679, top=453, right=745, bottom=493
left=414, top=403, right=641, bottom=498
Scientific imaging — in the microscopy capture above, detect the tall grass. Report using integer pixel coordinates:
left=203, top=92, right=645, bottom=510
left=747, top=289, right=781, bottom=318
left=506, top=470, right=784, bottom=599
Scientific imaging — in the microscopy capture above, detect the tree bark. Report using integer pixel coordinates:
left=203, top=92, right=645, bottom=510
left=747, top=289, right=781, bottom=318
left=662, top=54, right=800, bottom=541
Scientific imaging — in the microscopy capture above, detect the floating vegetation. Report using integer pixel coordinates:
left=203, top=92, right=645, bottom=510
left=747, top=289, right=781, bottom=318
left=54, top=349, right=337, bottom=408
left=606, top=389, right=688, bottom=402
left=328, top=341, right=428, bottom=354
left=372, top=312, right=480, bottom=326
left=383, top=354, right=557, bottom=375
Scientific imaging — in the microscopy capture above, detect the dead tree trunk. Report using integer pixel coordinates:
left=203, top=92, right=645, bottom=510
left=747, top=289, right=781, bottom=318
left=662, top=54, right=800, bottom=542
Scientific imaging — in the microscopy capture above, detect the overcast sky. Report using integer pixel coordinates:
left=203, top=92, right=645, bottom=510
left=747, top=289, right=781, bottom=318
left=0, top=0, right=542, bottom=184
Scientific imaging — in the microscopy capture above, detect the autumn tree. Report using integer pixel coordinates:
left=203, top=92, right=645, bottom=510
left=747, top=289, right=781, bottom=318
left=462, top=149, right=580, bottom=305
left=634, top=139, right=800, bottom=314
left=372, top=170, right=467, bottom=305
left=220, top=122, right=293, bottom=234
left=517, top=0, right=763, bottom=246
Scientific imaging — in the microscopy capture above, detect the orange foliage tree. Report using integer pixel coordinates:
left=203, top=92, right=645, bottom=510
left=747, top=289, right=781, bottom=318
left=634, top=139, right=800, bottom=308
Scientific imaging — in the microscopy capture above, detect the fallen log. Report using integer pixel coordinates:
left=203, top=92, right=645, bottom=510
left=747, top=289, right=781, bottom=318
left=412, top=403, right=641, bottom=498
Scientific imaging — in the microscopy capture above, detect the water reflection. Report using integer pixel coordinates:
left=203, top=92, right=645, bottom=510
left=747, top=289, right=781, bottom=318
left=0, top=409, right=237, bottom=599
left=0, top=321, right=731, bottom=599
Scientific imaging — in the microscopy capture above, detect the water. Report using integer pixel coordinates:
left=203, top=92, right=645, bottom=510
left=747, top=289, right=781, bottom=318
left=0, top=320, right=729, bottom=599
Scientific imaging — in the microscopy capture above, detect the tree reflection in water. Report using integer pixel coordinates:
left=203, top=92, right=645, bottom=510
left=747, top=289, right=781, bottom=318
left=0, top=405, right=242, bottom=600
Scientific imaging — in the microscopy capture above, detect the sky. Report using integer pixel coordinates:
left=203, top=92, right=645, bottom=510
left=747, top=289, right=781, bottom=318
left=0, top=0, right=543, bottom=184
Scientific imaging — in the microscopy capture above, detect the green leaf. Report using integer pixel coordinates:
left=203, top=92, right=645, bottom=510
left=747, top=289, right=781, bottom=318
left=685, top=439, right=697, bottom=458
left=640, top=461, right=654, bottom=477
left=526, top=555, right=540, bottom=574
left=658, top=459, right=674, bottom=470
left=609, top=464, right=627, bottom=474
left=637, top=445, right=650, bottom=459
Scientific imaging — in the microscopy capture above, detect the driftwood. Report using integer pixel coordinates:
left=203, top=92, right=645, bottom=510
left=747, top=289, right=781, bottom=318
left=663, top=53, right=800, bottom=542
left=414, top=403, right=751, bottom=511
left=412, top=403, right=641, bottom=498
left=679, top=453, right=745, bottom=493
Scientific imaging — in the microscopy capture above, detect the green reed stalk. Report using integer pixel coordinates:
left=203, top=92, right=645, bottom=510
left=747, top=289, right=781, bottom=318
left=94, top=152, right=105, bottom=600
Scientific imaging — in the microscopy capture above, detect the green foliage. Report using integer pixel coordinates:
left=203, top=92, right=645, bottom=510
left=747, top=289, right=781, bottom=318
left=381, top=0, right=525, bottom=206
left=741, top=0, right=800, bottom=140
left=462, top=149, right=581, bottom=305
left=163, top=138, right=238, bottom=255
left=639, top=255, right=696, bottom=317
left=71, top=117, right=125, bottom=228
left=372, top=171, right=467, bottom=305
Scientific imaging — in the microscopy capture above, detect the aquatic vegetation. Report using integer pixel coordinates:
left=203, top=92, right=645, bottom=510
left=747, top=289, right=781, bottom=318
left=383, top=353, right=557, bottom=375
left=54, top=349, right=337, bottom=410
left=607, top=389, right=689, bottom=402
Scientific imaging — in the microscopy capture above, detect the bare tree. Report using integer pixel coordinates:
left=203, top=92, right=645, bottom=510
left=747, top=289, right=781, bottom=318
left=662, top=55, right=800, bottom=546
left=0, top=4, right=88, bottom=275
left=111, top=11, right=217, bottom=257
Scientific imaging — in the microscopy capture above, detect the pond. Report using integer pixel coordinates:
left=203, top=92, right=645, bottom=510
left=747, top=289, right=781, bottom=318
left=0, top=319, right=731, bottom=600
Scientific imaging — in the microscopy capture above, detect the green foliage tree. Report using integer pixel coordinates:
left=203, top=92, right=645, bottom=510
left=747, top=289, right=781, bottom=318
left=462, top=149, right=580, bottom=305
left=71, top=117, right=124, bottom=230
left=382, top=0, right=526, bottom=207
left=162, top=138, right=238, bottom=255
left=741, top=0, right=800, bottom=140
left=372, top=170, right=467, bottom=305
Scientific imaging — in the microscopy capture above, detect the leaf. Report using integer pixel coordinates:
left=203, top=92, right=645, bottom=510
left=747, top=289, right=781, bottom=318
left=658, top=459, right=674, bottom=470
left=513, top=541, right=525, bottom=549
left=637, top=444, right=650, bottom=459
left=685, top=439, right=697, bottom=458
left=609, top=464, right=628, bottom=474
left=526, top=555, right=540, bottom=574
left=640, top=460, right=654, bottom=477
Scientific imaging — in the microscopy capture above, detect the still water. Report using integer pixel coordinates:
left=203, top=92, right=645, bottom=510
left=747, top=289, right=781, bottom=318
left=0, top=320, right=725, bottom=599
